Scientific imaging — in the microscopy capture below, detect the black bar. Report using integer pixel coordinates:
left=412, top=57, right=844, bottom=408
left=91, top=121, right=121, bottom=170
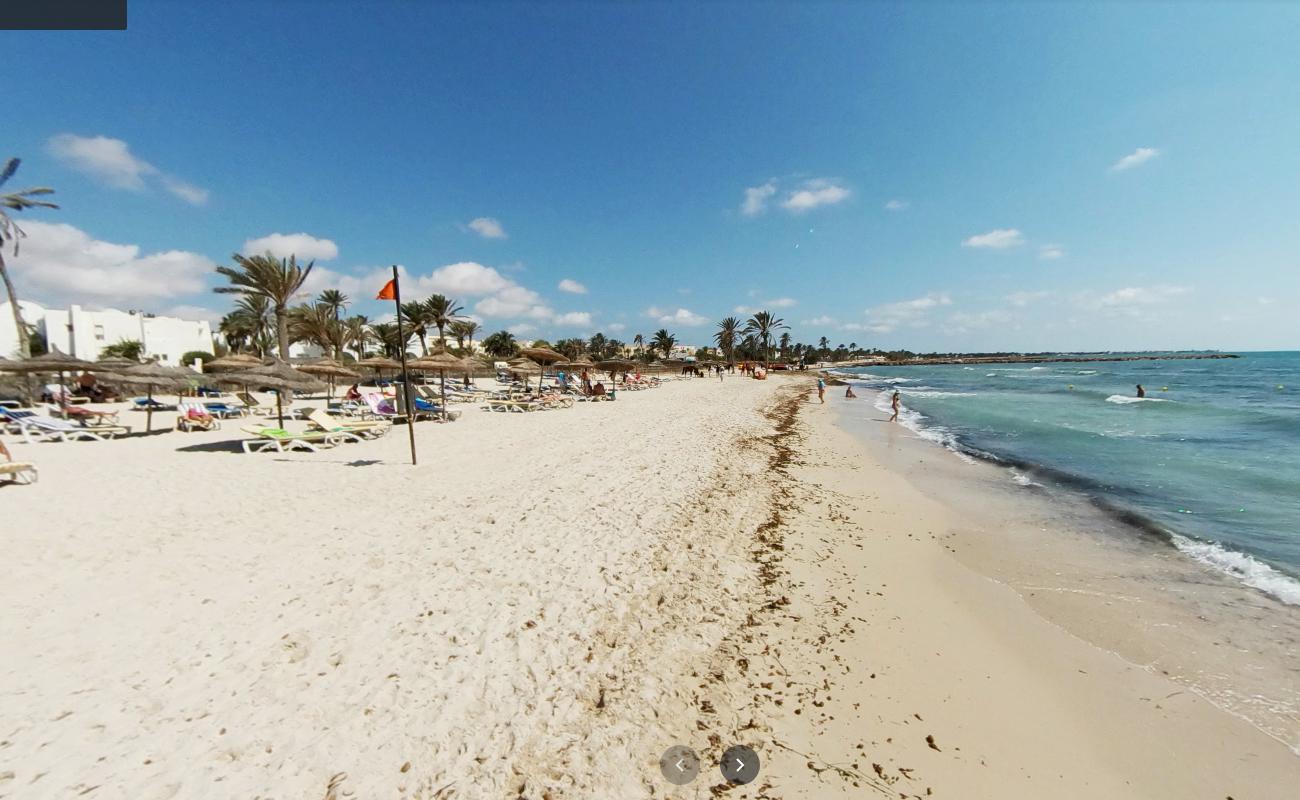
left=1, top=0, right=127, bottom=30
left=390, top=265, right=418, bottom=466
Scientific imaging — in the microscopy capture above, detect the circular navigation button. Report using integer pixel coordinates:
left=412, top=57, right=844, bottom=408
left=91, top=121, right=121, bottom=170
left=719, top=744, right=760, bottom=785
left=659, top=745, right=701, bottom=785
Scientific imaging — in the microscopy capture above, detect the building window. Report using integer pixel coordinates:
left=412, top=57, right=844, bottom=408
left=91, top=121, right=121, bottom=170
left=94, top=325, right=105, bottom=341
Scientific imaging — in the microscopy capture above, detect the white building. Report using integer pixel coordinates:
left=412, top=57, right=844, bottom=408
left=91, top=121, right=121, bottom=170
left=0, top=300, right=213, bottom=366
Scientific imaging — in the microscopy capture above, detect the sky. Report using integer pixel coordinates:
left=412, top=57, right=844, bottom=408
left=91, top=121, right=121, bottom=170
left=2, top=1, right=1298, bottom=352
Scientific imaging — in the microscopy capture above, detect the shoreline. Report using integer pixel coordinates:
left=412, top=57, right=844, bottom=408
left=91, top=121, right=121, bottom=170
left=746, top=378, right=1299, bottom=797
left=4, top=374, right=1298, bottom=797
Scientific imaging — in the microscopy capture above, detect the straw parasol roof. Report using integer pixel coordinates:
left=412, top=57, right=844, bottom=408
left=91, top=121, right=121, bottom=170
left=567, top=356, right=596, bottom=369
left=355, top=355, right=403, bottom=372
left=92, top=356, right=140, bottom=373
left=596, top=359, right=634, bottom=371
left=519, top=346, right=565, bottom=364
left=409, top=352, right=464, bottom=371
left=296, top=358, right=361, bottom=380
left=507, top=357, right=542, bottom=373
left=204, top=353, right=262, bottom=372
left=8, top=349, right=96, bottom=373
left=0, top=355, right=16, bottom=372
left=216, top=359, right=325, bottom=392
left=216, top=359, right=326, bottom=427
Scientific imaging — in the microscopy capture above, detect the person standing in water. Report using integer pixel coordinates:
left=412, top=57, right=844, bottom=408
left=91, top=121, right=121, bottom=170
left=1136, top=384, right=1146, bottom=398
left=889, top=390, right=901, bottom=422
left=816, top=376, right=826, bottom=403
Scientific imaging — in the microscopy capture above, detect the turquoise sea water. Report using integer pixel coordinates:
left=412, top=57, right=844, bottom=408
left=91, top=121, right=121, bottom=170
left=838, top=352, right=1300, bottom=605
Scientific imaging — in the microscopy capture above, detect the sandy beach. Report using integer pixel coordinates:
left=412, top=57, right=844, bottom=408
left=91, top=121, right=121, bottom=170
left=3, top=374, right=1298, bottom=798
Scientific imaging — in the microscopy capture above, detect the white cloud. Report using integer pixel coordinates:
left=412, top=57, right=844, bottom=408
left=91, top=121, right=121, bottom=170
left=162, top=304, right=224, bottom=324
left=1110, top=147, right=1160, bottom=172
left=801, top=315, right=837, bottom=326
left=839, top=323, right=868, bottom=332
left=863, top=292, right=952, bottom=333
left=295, top=266, right=368, bottom=302
left=607, top=322, right=627, bottom=332
left=1007, top=290, right=1051, bottom=307
left=735, top=297, right=797, bottom=315
left=552, top=311, right=593, bottom=327
left=943, top=309, right=1014, bottom=334
left=741, top=181, right=777, bottom=216
left=557, top=278, right=587, bottom=294
left=1096, top=285, right=1189, bottom=308
left=160, top=177, right=210, bottom=205
left=7, top=221, right=213, bottom=307
left=646, top=306, right=708, bottom=326
left=467, top=217, right=507, bottom=239
left=962, top=228, right=1025, bottom=249
left=243, top=232, right=339, bottom=261
left=884, top=199, right=909, bottom=211
left=781, top=179, right=850, bottom=213
left=1039, top=244, right=1065, bottom=260
left=46, top=133, right=208, bottom=205
left=412, top=261, right=513, bottom=296
left=475, top=284, right=551, bottom=319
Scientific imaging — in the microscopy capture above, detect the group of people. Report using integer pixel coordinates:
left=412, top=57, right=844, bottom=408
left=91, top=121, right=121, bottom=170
left=815, top=376, right=902, bottom=422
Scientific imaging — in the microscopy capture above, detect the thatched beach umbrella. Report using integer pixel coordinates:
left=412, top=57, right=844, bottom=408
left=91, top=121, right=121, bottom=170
left=597, top=359, right=634, bottom=388
left=216, top=359, right=325, bottom=428
left=112, top=362, right=201, bottom=432
left=520, top=347, right=565, bottom=394
left=297, top=358, right=361, bottom=400
left=204, top=353, right=262, bottom=372
left=355, top=355, right=403, bottom=385
left=9, top=349, right=97, bottom=406
left=409, top=351, right=463, bottom=419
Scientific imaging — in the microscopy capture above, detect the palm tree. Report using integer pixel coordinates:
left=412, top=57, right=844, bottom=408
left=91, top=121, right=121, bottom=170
left=214, top=252, right=315, bottom=360
left=217, top=295, right=274, bottom=355
left=459, top=319, right=480, bottom=355
left=400, top=301, right=431, bottom=354
left=316, top=289, right=349, bottom=358
left=424, top=294, right=464, bottom=352
left=651, top=328, right=676, bottom=359
left=370, top=322, right=410, bottom=358
left=714, top=316, right=741, bottom=364
left=290, top=303, right=343, bottom=357
left=587, top=332, right=608, bottom=358
left=555, top=337, right=586, bottom=359
left=633, top=333, right=644, bottom=355
left=778, top=332, right=792, bottom=360
left=343, top=315, right=372, bottom=360
left=818, top=336, right=830, bottom=359
left=481, top=330, right=519, bottom=358
left=0, top=158, right=58, bottom=359
left=742, top=311, right=788, bottom=366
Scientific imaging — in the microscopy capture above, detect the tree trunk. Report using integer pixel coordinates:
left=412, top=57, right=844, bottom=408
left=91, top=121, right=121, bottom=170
left=276, top=304, right=290, bottom=360
left=0, top=252, right=31, bottom=359
left=417, top=332, right=428, bottom=355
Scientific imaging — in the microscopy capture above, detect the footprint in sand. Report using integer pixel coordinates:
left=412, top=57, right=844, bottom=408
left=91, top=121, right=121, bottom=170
left=277, top=632, right=312, bottom=664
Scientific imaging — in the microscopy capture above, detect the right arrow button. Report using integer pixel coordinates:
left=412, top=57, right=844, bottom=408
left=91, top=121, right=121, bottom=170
left=719, top=744, right=760, bottom=784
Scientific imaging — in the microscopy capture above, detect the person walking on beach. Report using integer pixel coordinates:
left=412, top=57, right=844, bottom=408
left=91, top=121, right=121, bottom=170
left=889, top=390, right=901, bottom=422
left=816, top=376, right=826, bottom=403
left=1136, top=384, right=1146, bottom=398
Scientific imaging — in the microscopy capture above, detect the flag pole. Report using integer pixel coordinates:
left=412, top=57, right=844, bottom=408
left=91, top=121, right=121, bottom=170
left=388, top=265, right=418, bottom=466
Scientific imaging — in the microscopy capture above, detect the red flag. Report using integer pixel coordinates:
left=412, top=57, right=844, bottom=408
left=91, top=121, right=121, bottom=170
left=376, top=278, right=397, bottom=300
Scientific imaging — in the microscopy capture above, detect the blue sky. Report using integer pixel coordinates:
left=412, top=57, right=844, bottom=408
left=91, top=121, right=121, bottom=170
left=3, top=1, right=1298, bottom=351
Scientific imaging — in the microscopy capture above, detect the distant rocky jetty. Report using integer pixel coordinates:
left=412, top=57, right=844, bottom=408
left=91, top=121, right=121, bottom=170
left=840, top=353, right=1238, bottom=368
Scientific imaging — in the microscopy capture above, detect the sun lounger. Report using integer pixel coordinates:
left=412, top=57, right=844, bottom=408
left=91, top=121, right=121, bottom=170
left=133, top=397, right=176, bottom=412
left=203, top=401, right=247, bottom=419
left=50, top=403, right=121, bottom=425
left=13, top=414, right=129, bottom=443
left=238, top=425, right=351, bottom=453
left=176, top=400, right=221, bottom=432
left=0, top=407, right=37, bottom=434
left=307, top=409, right=391, bottom=439
left=481, top=398, right=543, bottom=413
left=0, top=441, right=37, bottom=485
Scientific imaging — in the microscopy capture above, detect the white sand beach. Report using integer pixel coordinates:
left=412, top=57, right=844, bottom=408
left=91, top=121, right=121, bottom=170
left=3, top=374, right=1298, bottom=798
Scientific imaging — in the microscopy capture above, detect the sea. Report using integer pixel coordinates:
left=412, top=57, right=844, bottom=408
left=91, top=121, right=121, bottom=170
left=836, top=351, right=1300, bottom=606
